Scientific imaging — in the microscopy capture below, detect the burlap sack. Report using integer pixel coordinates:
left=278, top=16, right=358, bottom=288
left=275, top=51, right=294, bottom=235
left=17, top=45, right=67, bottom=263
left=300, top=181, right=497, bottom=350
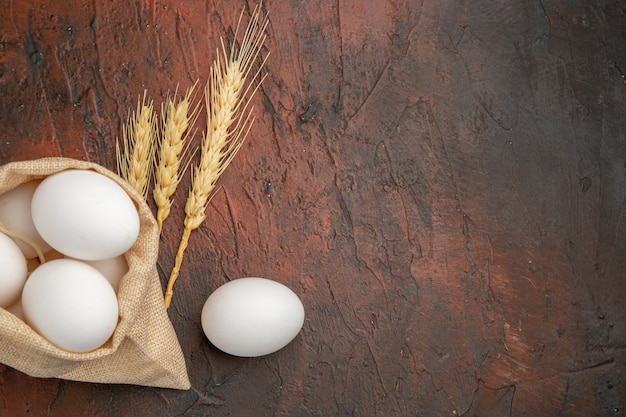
left=0, top=157, right=190, bottom=390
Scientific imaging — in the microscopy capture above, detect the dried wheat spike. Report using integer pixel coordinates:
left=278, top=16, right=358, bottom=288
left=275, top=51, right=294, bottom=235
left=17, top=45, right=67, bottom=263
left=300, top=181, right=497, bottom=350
left=153, top=82, right=201, bottom=234
left=164, top=3, right=269, bottom=308
left=117, top=91, right=157, bottom=199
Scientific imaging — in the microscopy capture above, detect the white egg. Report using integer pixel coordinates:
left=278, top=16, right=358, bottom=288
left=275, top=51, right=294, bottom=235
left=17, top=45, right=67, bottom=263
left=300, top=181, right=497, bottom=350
left=31, top=169, right=140, bottom=261
left=22, top=258, right=119, bottom=353
left=81, top=255, right=128, bottom=293
left=201, top=277, right=305, bottom=357
left=0, top=180, right=52, bottom=258
left=0, top=232, right=28, bottom=308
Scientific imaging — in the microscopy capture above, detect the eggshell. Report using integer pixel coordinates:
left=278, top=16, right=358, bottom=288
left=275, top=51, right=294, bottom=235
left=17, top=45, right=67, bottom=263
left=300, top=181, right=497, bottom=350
left=31, top=169, right=140, bottom=261
left=201, top=277, right=305, bottom=357
left=0, top=232, right=28, bottom=308
left=0, top=180, right=52, bottom=258
left=22, top=259, right=119, bottom=353
left=81, top=255, right=129, bottom=293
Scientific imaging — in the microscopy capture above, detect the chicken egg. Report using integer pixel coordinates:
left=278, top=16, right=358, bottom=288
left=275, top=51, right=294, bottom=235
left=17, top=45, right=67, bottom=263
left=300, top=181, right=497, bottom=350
left=31, top=169, right=140, bottom=261
left=201, top=277, right=305, bottom=357
left=0, top=180, right=52, bottom=258
left=0, top=232, right=28, bottom=308
left=81, top=255, right=128, bottom=293
left=22, top=258, right=119, bottom=353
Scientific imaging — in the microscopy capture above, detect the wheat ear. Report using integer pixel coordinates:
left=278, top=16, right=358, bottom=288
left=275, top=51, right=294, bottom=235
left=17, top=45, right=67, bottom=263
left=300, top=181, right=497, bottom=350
left=117, top=91, right=157, bottom=198
left=154, top=82, right=201, bottom=234
left=164, top=4, right=269, bottom=308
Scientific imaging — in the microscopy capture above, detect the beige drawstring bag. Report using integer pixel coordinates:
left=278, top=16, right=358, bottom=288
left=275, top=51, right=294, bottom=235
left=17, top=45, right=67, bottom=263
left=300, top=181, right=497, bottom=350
left=0, top=157, right=190, bottom=390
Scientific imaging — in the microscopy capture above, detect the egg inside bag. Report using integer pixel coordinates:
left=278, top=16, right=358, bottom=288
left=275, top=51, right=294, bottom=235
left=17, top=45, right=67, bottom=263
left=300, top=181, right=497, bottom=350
left=0, top=180, right=52, bottom=258
left=0, top=168, right=139, bottom=353
left=80, top=255, right=129, bottom=293
left=0, top=231, right=28, bottom=308
left=31, top=169, right=140, bottom=261
left=22, top=259, right=119, bottom=353
left=201, top=277, right=305, bottom=357
left=0, top=158, right=190, bottom=389
left=18, top=169, right=139, bottom=351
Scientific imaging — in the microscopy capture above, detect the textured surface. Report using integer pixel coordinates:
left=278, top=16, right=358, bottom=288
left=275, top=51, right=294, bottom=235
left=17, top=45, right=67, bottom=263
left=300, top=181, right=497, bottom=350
left=1, top=1, right=625, bottom=416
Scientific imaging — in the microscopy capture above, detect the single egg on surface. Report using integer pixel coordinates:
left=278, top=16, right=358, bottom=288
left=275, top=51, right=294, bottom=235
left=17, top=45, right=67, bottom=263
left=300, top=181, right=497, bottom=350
left=31, top=169, right=140, bottom=261
left=22, top=258, right=119, bottom=353
left=0, top=180, right=52, bottom=258
left=201, top=277, right=305, bottom=357
left=0, top=232, right=28, bottom=308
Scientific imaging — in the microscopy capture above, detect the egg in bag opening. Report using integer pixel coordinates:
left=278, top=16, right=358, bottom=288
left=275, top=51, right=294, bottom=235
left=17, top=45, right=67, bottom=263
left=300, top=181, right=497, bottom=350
left=0, top=168, right=141, bottom=353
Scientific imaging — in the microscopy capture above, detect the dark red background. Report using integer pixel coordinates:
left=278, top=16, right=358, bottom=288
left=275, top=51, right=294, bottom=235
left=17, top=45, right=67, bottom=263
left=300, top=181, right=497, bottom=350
left=1, top=1, right=625, bottom=416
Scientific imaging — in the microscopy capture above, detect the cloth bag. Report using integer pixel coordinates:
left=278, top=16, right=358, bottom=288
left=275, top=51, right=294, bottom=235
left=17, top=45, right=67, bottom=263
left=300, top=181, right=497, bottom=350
left=0, top=157, right=190, bottom=390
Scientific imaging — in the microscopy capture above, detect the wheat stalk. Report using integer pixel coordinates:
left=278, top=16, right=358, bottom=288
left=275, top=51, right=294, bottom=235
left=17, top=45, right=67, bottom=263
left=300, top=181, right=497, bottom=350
left=164, top=4, right=269, bottom=308
left=0, top=221, right=46, bottom=264
left=153, top=82, right=201, bottom=234
left=117, top=91, right=157, bottom=198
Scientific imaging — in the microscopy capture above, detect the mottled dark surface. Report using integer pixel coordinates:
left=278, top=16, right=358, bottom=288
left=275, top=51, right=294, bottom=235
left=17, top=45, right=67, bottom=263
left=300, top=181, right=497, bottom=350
left=1, top=1, right=625, bottom=416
